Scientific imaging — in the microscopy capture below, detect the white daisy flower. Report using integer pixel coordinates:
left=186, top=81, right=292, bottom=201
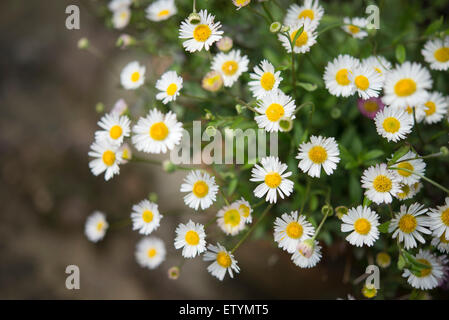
left=361, top=163, right=401, bottom=204
left=232, top=0, right=251, bottom=10
left=254, top=91, right=296, bottom=132
left=85, top=211, right=108, bottom=243
left=402, top=249, right=444, bottom=290
left=180, top=170, right=219, bottom=210
left=291, top=239, right=322, bottom=268
left=278, top=19, right=317, bottom=54
left=341, top=206, right=380, bottom=247
left=108, top=0, right=132, bottom=11
left=248, top=60, right=283, bottom=99
left=211, top=49, right=249, bottom=87
left=284, top=0, right=324, bottom=27
left=155, top=71, right=183, bottom=104
left=112, top=7, right=131, bottom=29
left=421, top=91, right=449, bottom=124
left=273, top=211, right=315, bottom=253
left=120, top=61, right=146, bottom=90
left=179, top=9, right=223, bottom=52
left=389, top=202, right=431, bottom=249
left=342, top=17, right=368, bottom=39
left=350, top=64, right=384, bottom=99
left=130, top=200, right=163, bottom=235
left=374, top=107, right=413, bottom=142
left=428, top=197, right=449, bottom=240
left=250, top=156, right=294, bottom=204
left=95, top=113, right=131, bottom=145
left=395, top=183, right=418, bottom=201
left=401, top=104, right=426, bottom=123
left=323, top=54, right=360, bottom=97
left=362, top=55, right=392, bottom=78
left=111, top=98, right=128, bottom=115
left=203, top=243, right=240, bottom=281
left=235, top=198, right=253, bottom=224
left=382, top=62, right=432, bottom=109
left=422, top=36, right=449, bottom=71
left=390, top=151, right=426, bottom=185
left=145, top=0, right=177, bottom=22
left=174, top=220, right=206, bottom=258
left=88, top=140, right=123, bottom=181
left=132, top=109, right=183, bottom=154
left=296, top=135, right=340, bottom=178
left=217, top=203, right=246, bottom=236
left=135, top=237, right=166, bottom=270
left=431, top=232, right=449, bottom=254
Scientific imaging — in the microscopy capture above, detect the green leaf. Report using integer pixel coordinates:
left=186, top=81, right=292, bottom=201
left=425, top=16, right=444, bottom=36
left=291, top=26, right=304, bottom=48
left=363, top=149, right=384, bottom=161
left=395, top=44, right=406, bottom=64
left=378, top=221, right=390, bottom=233
left=227, top=178, right=238, bottom=196
left=362, top=196, right=372, bottom=207
left=297, top=82, right=318, bottom=92
left=397, top=254, right=406, bottom=270
left=388, top=145, right=410, bottom=165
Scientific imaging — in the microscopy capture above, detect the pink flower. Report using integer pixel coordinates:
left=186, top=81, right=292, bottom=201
left=357, top=97, right=385, bottom=119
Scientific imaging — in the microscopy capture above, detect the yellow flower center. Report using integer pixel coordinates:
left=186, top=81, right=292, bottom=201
left=224, top=209, right=241, bottom=227
left=434, top=47, right=449, bottom=62
left=265, top=103, right=285, bottom=122
left=442, top=208, right=449, bottom=226
left=122, top=148, right=130, bottom=160
left=102, top=150, right=116, bottom=166
left=377, top=252, right=391, bottom=266
left=185, top=230, right=200, bottom=245
left=192, top=180, right=209, bottom=198
left=416, top=259, right=432, bottom=277
left=147, top=248, right=157, bottom=258
left=373, top=175, right=392, bottom=193
left=424, top=101, right=436, bottom=116
left=405, top=106, right=414, bottom=114
left=335, top=69, right=350, bottom=86
left=166, top=83, right=178, bottom=96
left=158, top=9, right=170, bottom=17
left=239, top=204, right=250, bottom=218
left=363, top=101, right=379, bottom=112
left=216, top=251, right=232, bottom=268
left=142, top=210, right=154, bottom=223
left=348, top=25, right=360, bottom=34
left=193, top=24, right=211, bottom=42
left=440, top=232, right=449, bottom=244
left=397, top=184, right=410, bottom=199
left=355, top=75, right=370, bottom=90
left=394, top=78, right=417, bottom=97
left=221, top=60, right=238, bottom=76
left=149, top=122, right=169, bottom=141
left=399, top=214, right=417, bottom=233
left=397, top=162, right=414, bottom=177
left=96, top=222, right=104, bottom=231
left=308, top=145, right=328, bottom=164
left=109, top=125, right=123, bottom=140
left=298, top=9, right=314, bottom=20
left=131, top=71, right=140, bottom=82
left=382, top=117, right=401, bottom=133
left=354, top=218, right=371, bottom=235
left=260, top=72, right=275, bottom=91
left=265, top=172, right=282, bottom=188
left=286, top=222, right=303, bottom=239
left=290, top=30, right=308, bottom=47
left=362, top=285, right=377, bottom=298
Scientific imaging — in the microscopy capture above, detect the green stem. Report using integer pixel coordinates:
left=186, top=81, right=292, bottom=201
left=413, top=107, right=425, bottom=146
left=389, top=167, right=449, bottom=194
left=204, top=216, right=218, bottom=229
left=389, top=152, right=444, bottom=166
left=311, top=210, right=330, bottom=242
left=248, top=6, right=270, bottom=24
left=131, top=156, right=162, bottom=166
left=261, top=2, right=274, bottom=22
left=299, top=178, right=311, bottom=215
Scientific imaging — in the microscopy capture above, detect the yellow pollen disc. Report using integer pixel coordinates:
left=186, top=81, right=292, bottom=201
left=216, top=251, right=232, bottom=268
left=149, top=122, right=169, bottom=141
left=192, top=180, right=209, bottom=198
left=102, top=150, right=116, bottom=166
left=260, top=72, right=275, bottom=91
left=147, top=248, right=157, bottom=258
left=354, top=218, right=371, bottom=235
left=221, top=61, right=238, bottom=76
left=441, top=208, right=449, bottom=226
left=224, top=209, right=241, bottom=227
left=265, top=103, right=285, bottom=122
left=382, top=117, right=401, bottom=133
left=185, top=230, right=200, bottom=245
left=373, top=175, right=392, bottom=193
left=298, top=9, right=314, bottom=20
left=109, top=125, right=123, bottom=140
left=290, top=30, right=308, bottom=47
left=362, top=285, right=377, bottom=298
left=335, top=69, right=350, bottom=86
left=122, top=148, right=130, bottom=160
left=405, top=106, right=414, bottom=114
left=394, top=78, right=417, bottom=97
left=348, top=25, right=360, bottom=34
left=355, top=75, right=370, bottom=90
left=96, top=222, right=104, bottom=231
left=142, top=210, right=154, bottom=223
left=397, top=184, right=410, bottom=199
left=308, top=145, right=328, bottom=164
left=166, top=83, right=178, bottom=96
left=363, top=101, right=379, bottom=112
left=207, top=75, right=220, bottom=85
left=434, top=47, right=449, bottom=62
left=440, top=232, right=449, bottom=244
left=416, top=259, right=432, bottom=277
left=399, top=214, right=417, bottom=233
left=239, top=204, right=250, bottom=218
left=265, top=172, right=282, bottom=188
left=131, top=71, right=140, bottom=82
left=424, top=101, right=436, bottom=116
left=120, top=12, right=128, bottom=19
left=286, top=222, right=303, bottom=239
left=158, top=9, right=170, bottom=17
left=193, top=24, right=212, bottom=42
left=397, top=162, right=414, bottom=177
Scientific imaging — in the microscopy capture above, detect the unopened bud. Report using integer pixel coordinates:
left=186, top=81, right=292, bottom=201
left=279, top=116, right=294, bottom=132
left=297, top=238, right=315, bottom=258
left=335, top=206, right=349, bottom=219
left=162, top=160, right=176, bottom=173
left=362, top=284, right=377, bottom=299
left=205, top=125, right=217, bottom=137
left=168, top=266, right=180, bottom=280
left=235, top=104, right=243, bottom=114
left=95, top=102, right=105, bottom=113
left=376, top=252, right=391, bottom=268
left=216, top=36, right=233, bottom=52
left=270, top=22, right=282, bottom=33
left=77, top=37, right=89, bottom=50
left=116, top=34, right=135, bottom=49
left=321, top=204, right=333, bottom=216
left=330, top=107, right=341, bottom=119
left=280, top=25, right=290, bottom=33
left=148, top=192, right=158, bottom=203
left=188, top=12, right=201, bottom=25
left=440, top=146, right=449, bottom=155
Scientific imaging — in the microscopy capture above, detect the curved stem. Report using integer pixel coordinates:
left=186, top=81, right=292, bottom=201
left=389, top=167, right=449, bottom=194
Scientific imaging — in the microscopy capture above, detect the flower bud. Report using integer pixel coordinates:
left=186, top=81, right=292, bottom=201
left=202, top=71, right=223, bottom=92
left=440, top=146, right=449, bottom=156
left=376, top=252, right=391, bottom=268
left=95, top=102, right=105, bottom=113
left=235, top=104, right=243, bottom=114
left=116, top=34, right=135, bottom=49
left=119, top=143, right=132, bottom=162
left=188, top=12, right=201, bottom=25
left=270, top=22, right=282, bottom=33
left=280, top=25, right=290, bottom=33
left=168, top=266, right=180, bottom=280
left=162, top=160, right=176, bottom=173
left=232, top=0, right=251, bottom=10
left=111, top=98, right=128, bottom=115
left=362, top=283, right=377, bottom=299
left=77, top=37, right=89, bottom=50
left=148, top=192, right=158, bottom=203
left=216, top=36, right=233, bottom=52
left=330, top=107, right=341, bottom=119
left=205, top=125, right=217, bottom=137
left=279, top=116, right=294, bottom=132
left=297, top=238, right=314, bottom=258
left=335, top=206, right=349, bottom=219
left=321, top=204, right=333, bottom=216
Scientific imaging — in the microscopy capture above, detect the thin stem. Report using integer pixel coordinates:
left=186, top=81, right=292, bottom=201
left=389, top=167, right=449, bottom=194
left=192, top=0, right=196, bottom=13
left=299, top=178, right=311, bottom=215
left=131, top=156, right=162, bottom=166
left=317, top=22, right=344, bottom=36
left=109, top=218, right=131, bottom=231
left=182, top=93, right=210, bottom=101
left=252, top=199, right=266, bottom=209
left=261, top=2, right=274, bottom=22
left=231, top=203, right=273, bottom=254
left=220, top=190, right=230, bottom=206
left=413, top=107, right=425, bottom=145
left=204, top=216, right=218, bottom=229
left=236, top=97, right=258, bottom=113
left=248, top=6, right=270, bottom=24
left=312, top=210, right=330, bottom=242
left=389, top=151, right=444, bottom=166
